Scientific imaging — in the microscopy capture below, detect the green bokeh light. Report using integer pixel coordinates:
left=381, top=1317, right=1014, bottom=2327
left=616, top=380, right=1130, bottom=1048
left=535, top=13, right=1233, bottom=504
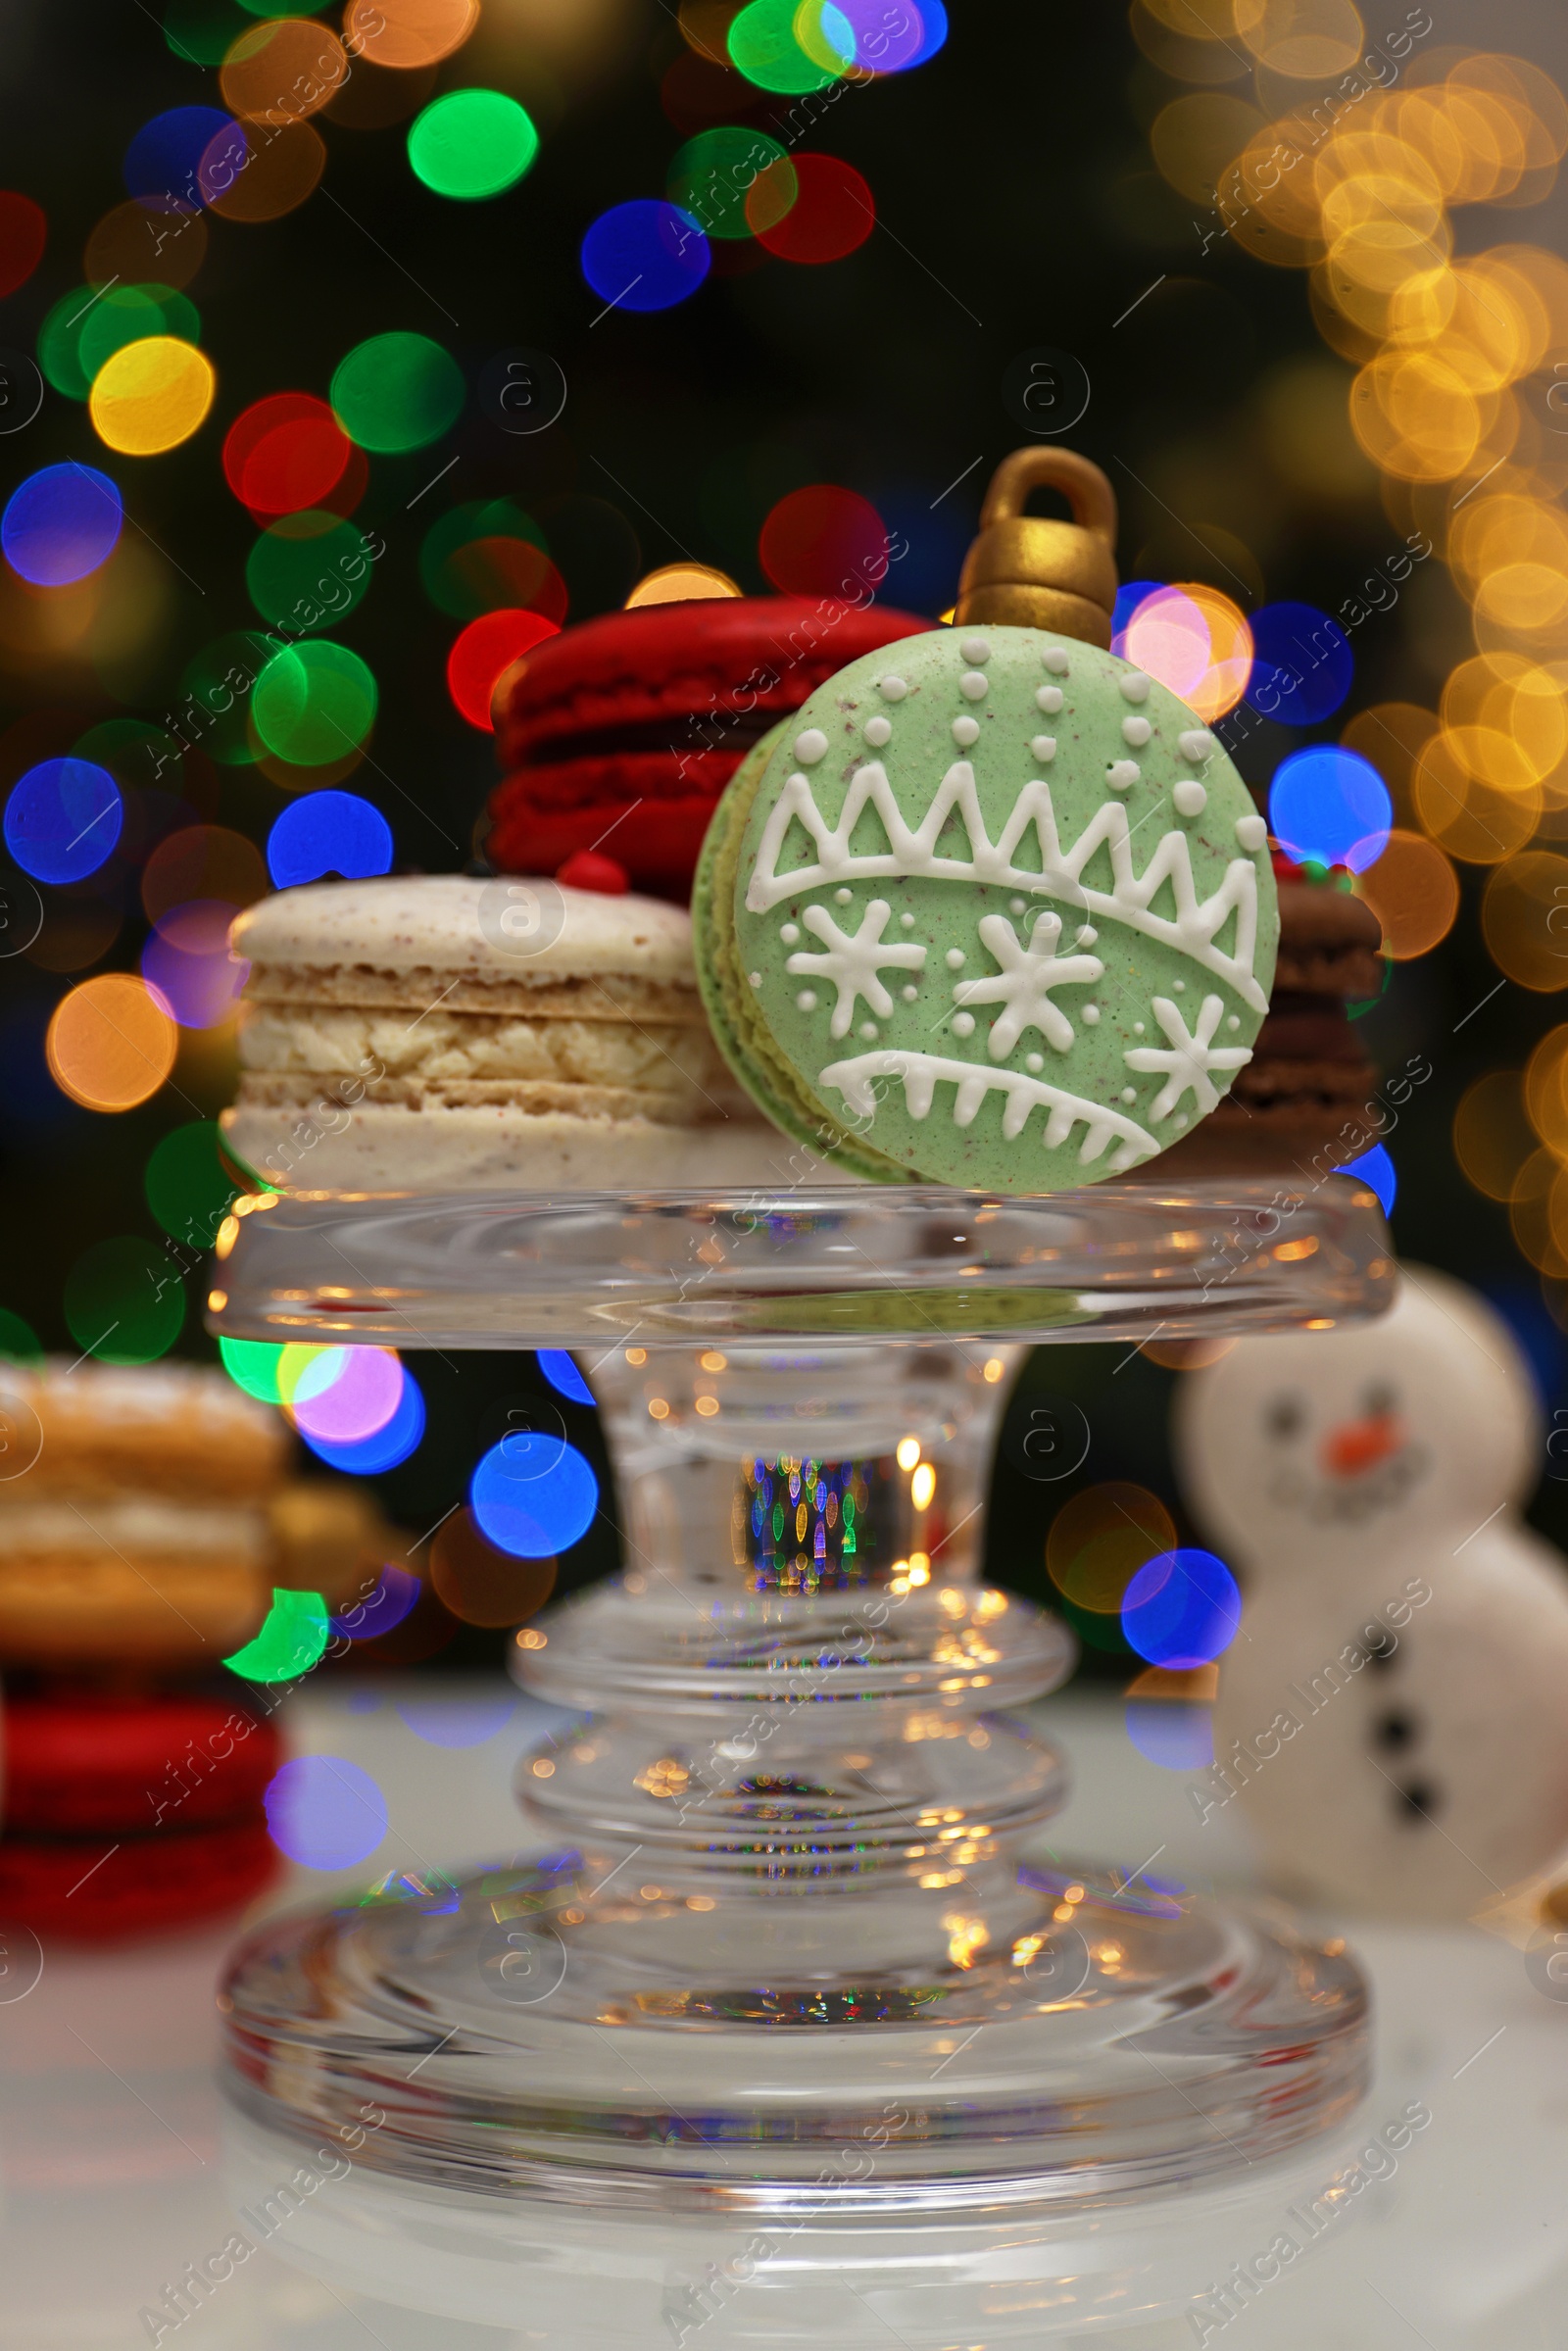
left=330, top=331, right=465, bottom=455
left=418, top=497, right=549, bottom=619
left=0, top=1307, right=43, bottom=1362
left=407, top=90, right=539, bottom=202
left=220, top=1334, right=284, bottom=1404
left=38, top=288, right=100, bottom=400
left=164, top=0, right=253, bottom=64
left=253, top=639, right=378, bottom=765
left=668, top=125, right=794, bottom=240
left=64, top=1236, right=186, bottom=1364
left=224, top=1586, right=330, bottom=1682
left=246, top=511, right=374, bottom=633
left=728, top=0, right=847, bottom=93
left=145, top=1120, right=239, bottom=1248
left=78, top=284, right=200, bottom=384
left=74, top=715, right=186, bottom=794
left=179, top=630, right=278, bottom=766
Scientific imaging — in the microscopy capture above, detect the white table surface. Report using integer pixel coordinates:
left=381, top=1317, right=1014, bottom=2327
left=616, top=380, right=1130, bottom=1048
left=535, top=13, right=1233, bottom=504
left=2, top=1678, right=1561, bottom=2350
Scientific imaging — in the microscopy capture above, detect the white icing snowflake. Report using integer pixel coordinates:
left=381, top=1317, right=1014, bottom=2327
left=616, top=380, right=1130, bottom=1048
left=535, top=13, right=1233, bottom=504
left=952, top=910, right=1103, bottom=1061
left=787, top=899, right=927, bottom=1039
left=1123, top=993, right=1251, bottom=1122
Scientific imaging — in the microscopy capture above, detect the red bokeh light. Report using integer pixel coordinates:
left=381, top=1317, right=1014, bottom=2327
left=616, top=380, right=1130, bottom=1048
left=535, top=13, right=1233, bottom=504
left=221, top=393, right=355, bottom=518
left=752, top=154, right=873, bottom=265
left=447, top=609, right=561, bottom=732
left=0, top=192, right=46, bottom=298
left=759, top=484, right=890, bottom=602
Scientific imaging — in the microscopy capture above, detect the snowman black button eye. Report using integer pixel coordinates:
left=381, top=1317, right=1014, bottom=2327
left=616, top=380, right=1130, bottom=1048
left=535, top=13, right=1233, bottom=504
left=1363, top=1382, right=1396, bottom=1416
left=1373, top=1709, right=1416, bottom=1750
left=1396, top=1781, right=1440, bottom=1822
left=1265, top=1396, right=1303, bottom=1440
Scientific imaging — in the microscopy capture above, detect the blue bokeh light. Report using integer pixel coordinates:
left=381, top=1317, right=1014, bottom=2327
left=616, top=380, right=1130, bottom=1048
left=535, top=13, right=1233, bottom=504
left=537, top=1348, right=594, bottom=1405
left=1124, top=1697, right=1215, bottom=1772
left=1121, top=1548, right=1242, bottom=1670
left=1341, top=1142, right=1396, bottom=1216
left=471, top=1432, right=599, bottom=1557
left=580, top=201, right=710, bottom=314
left=1110, top=578, right=1162, bottom=655
left=3, top=464, right=123, bottom=588
left=267, top=790, right=392, bottom=889
left=823, top=0, right=931, bottom=70
left=1245, top=602, right=1354, bottom=726
left=4, top=759, right=122, bottom=884
left=123, top=107, right=237, bottom=209
left=264, top=1753, right=388, bottom=1871
left=395, top=1695, right=516, bottom=1747
left=906, top=0, right=948, bottom=64
left=301, top=1365, right=425, bottom=1474
left=1269, top=745, right=1392, bottom=873
left=330, top=1561, right=421, bottom=1642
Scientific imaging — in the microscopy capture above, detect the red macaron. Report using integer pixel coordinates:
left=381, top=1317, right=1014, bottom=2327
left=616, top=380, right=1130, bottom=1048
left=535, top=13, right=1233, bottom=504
left=485, top=594, right=932, bottom=900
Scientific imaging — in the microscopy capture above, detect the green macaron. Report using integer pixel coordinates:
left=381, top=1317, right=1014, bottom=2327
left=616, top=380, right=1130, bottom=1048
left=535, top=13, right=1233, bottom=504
left=695, top=627, right=1278, bottom=1193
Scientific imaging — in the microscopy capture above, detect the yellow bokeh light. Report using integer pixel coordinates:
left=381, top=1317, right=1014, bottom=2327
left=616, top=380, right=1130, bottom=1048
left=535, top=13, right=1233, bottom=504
left=1452, top=1070, right=1535, bottom=1201
left=89, top=336, right=215, bottom=456
left=1352, top=829, right=1459, bottom=960
left=910, top=1462, right=936, bottom=1512
left=1235, top=0, right=1364, bottom=79
left=1410, top=730, right=1542, bottom=865
left=896, top=1436, right=921, bottom=1470
left=1481, top=852, right=1568, bottom=992
left=1525, top=1026, right=1568, bottom=1157
left=624, top=563, right=744, bottom=608
left=46, top=974, right=176, bottom=1111
left=343, top=0, right=479, bottom=69
left=1150, top=92, right=1266, bottom=206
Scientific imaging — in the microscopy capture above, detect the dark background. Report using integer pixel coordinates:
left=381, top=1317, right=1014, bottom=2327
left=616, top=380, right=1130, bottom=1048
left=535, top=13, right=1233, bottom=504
left=2, top=0, right=1567, bottom=1678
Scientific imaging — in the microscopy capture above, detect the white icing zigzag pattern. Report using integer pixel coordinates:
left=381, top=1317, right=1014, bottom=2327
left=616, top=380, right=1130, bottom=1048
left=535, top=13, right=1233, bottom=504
left=746, top=760, right=1267, bottom=1011
left=818, top=1049, right=1161, bottom=1175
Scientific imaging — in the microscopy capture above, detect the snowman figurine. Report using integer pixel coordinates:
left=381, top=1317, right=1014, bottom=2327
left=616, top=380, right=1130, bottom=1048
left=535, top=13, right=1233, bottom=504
left=1174, top=1266, right=1568, bottom=1920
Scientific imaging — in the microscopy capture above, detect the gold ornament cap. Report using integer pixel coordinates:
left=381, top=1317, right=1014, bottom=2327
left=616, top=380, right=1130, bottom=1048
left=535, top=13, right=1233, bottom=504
left=954, top=449, right=1119, bottom=648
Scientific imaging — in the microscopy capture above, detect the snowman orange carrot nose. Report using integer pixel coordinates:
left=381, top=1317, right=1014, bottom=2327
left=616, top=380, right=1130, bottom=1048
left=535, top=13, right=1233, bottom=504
left=1321, top=1411, right=1404, bottom=1479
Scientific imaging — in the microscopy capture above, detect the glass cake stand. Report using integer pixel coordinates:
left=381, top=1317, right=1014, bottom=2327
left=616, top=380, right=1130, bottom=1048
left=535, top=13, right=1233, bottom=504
left=209, top=1175, right=1392, bottom=2344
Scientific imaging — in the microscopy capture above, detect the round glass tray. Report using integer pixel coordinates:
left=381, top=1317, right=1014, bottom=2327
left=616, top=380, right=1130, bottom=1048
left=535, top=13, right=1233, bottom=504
left=208, top=1174, right=1393, bottom=1347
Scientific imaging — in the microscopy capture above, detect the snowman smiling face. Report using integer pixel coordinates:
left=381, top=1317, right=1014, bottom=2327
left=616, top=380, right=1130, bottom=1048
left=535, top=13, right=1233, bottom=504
left=1261, top=1378, right=1432, bottom=1524
left=1175, top=1269, right=1542, bottom=1571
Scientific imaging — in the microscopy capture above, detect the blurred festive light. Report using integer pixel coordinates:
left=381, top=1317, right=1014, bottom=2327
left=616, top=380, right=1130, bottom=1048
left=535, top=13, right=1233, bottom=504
left=141, top=824, right=267, bottom=924
left=76, top=285, right=202, bottom=391
left=0, top=192, right=46, bottom=297
left=330, top=330, right=465, bottom=453
left=538, top=1348, right=593, bottom=1404
left=0, top=1306, right=43, bottom=1361
left=89, top=336, right=216, bottom=456
left=86, top=199, right=207, bottom=296
left=203, top=118, right=326, bottom=220
left=1508, top=1147, right=1568, bottom=1281
left=446, top=610, right=560, bottom=731
left=394, top=1694, right=515, bottom=1746
left=343, top=0, right=478, bottom=69
left=1481, top=853, right=1568, bottom=993
left=264, top=1752, right=385, bottom=1864
left=1235, top=0, right=1364, bottom=79
left=1121, top=1546, right=1241, bottom=1670
left=1349, top=349, right=1488, bottom=483
left=1046, top=1483, right=1177, bottom=1616
left=301, top=1367, right=424, bottom=1472
left=820, top=0, right=934, bottom=72
left=418, top=499, right=563, bottom=621
left=165, top=0, right=255, bottom=69
left=759, top=483, right=888, bottom=599
left=226, top=1591, right=330, bottom=1681
left=430, top=1507, right=557, bottom=1627
left=1442, top=655, right=1568, bottom=800
left=3, top=465, right=122, bottom=587
left=223, top=393, right=356, bottom=517
left=1244, top=601, right=1353, bottom=725
left=220, top=1335, right=285, bottom=1402
left=1151, top=91, right=1267, bottom=207
left=1122, top=583, right=1252, bottom=721
left=408, top=89, right=538, bottom=199
left=4, top=759, right=122, bottom=883
left=123, top=107, right=238, bottom=209
left=64, top=1233, right=185, bottom=1361
left=1341, top=1141, right=1396, bottom=1216
left=141, top=899, right=247, bottom=1028
left=179, top=630, right=276, bottom=764
left=1526, top=1028, right=1568, bottom=1159
left=36, top=289, right=110, bottom=401
left=145, top=1118, right=239, bottom=1244
left=246, top=511, right=374, bottom=632
left=728, top=0, right=845, bottom=91
left=1124, top=1679, right=1215, bottom=1772
left=220, top=19, right=347, bottom=123
left=753, top=152, right=873, bottom=263
left=266, top=789, right=390, bottom=887
left=1109, top=578, right=1163, bottom=653
left=288, top=1346, right=403, bottom=1444
left=1351, top=828, right=1458, bottom=960
left=1453, top=1070, right=1536, bottom=1202
left=332, top=1563, right=421, bottom=1643
left=1269, top=745, right=1391, bottom=871
left=46, top=974, right=176, bottom=1111
left=623, top=562, right=743, bottom=607
left=581, top=200, right=710, bottom=313
left=471, top=1431, right=598, bottom=1557
left=669, top=125, right=794, bottom=241
left=1409, top=729, right=1541, bottom=866
left=253, top=641, right=378, bottom=765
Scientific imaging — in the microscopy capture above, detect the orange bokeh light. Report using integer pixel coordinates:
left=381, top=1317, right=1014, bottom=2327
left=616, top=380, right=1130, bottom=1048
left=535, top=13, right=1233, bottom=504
left=1122, top=583, right=1252, bottom=721
left=46, top=974, right=177, bottom=1111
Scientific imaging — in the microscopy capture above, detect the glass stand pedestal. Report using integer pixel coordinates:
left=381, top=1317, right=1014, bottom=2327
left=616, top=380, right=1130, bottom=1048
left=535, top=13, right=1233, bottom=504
left=210, top=1176, right=1392, bottom=2343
